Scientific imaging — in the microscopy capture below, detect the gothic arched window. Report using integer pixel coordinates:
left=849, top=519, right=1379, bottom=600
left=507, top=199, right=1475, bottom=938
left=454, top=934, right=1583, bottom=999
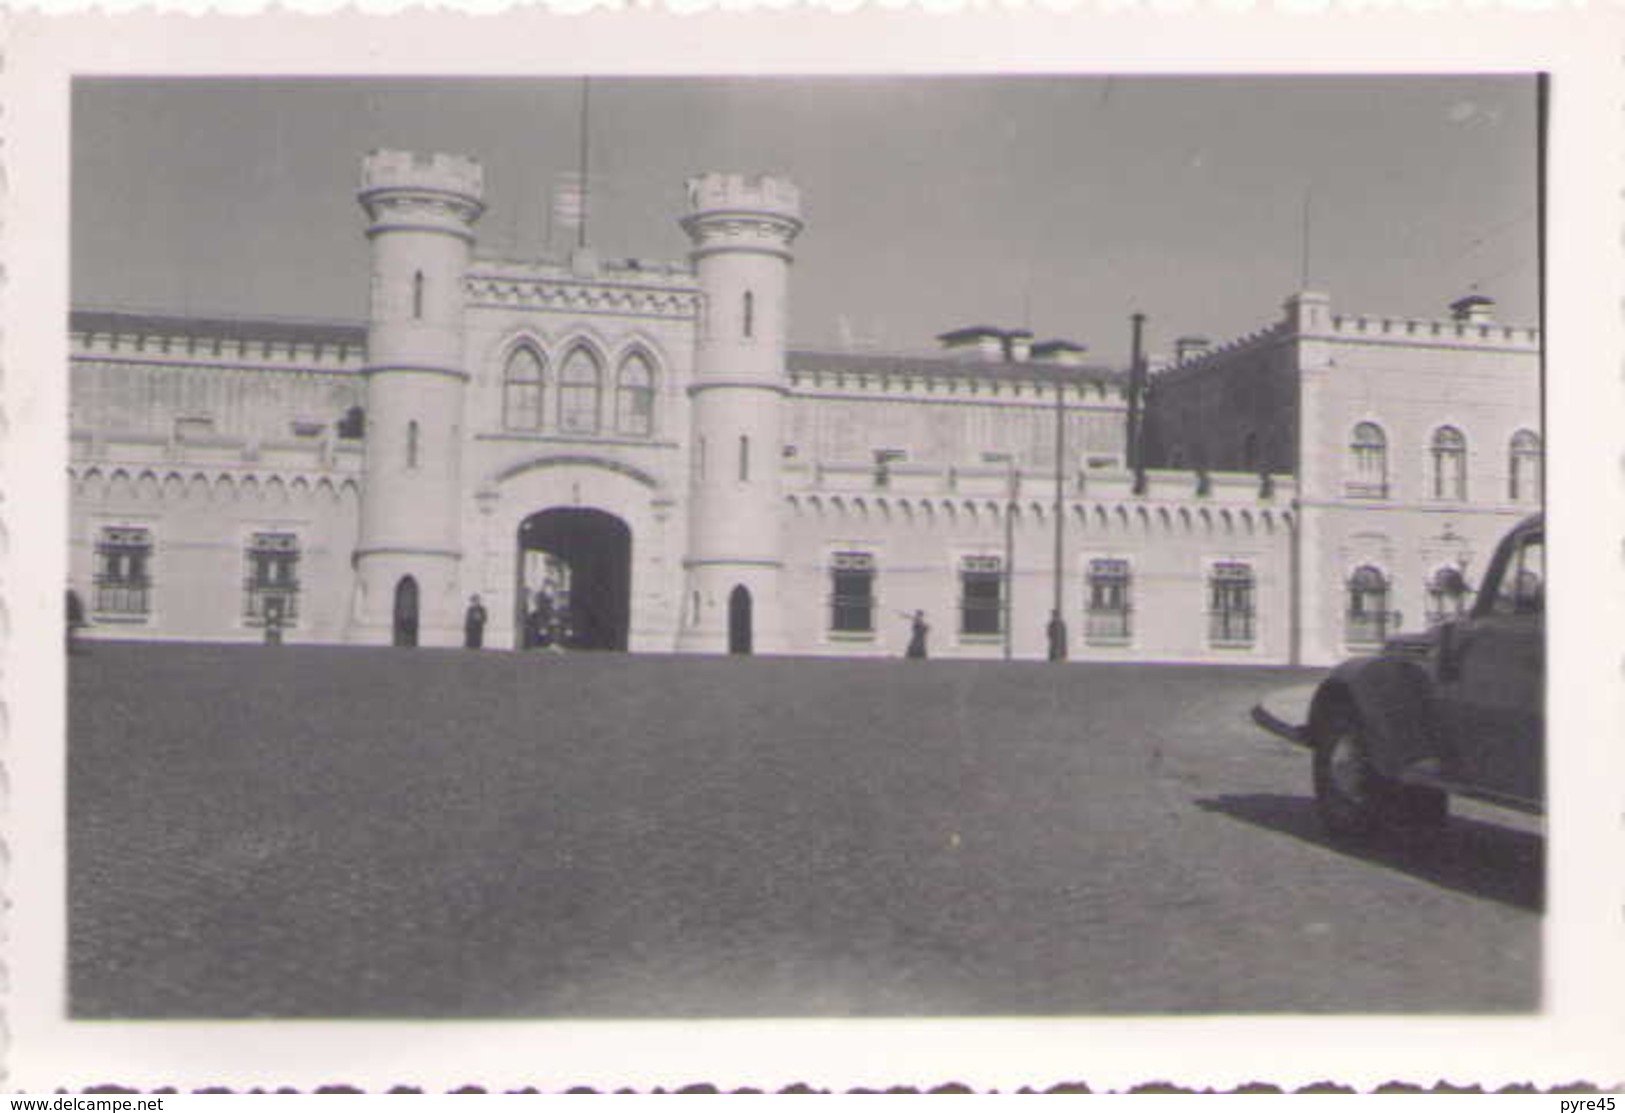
left=1348, top=422, right=1388, bottom=498
left=558, top=345, right=602, bottom=434
left=1431, top=426, right=1468, bottom=500
left=616, top=351, right=656, bottom=436
left=1509, top=428, right=1542, bottom=502
left=1346, top=564, right=1392, bottom=646
left=743, top=290, right=755, bottom=339
left=412, top=271, right=425, bottom=320
left=503, top=345, right=546, bottom=431
left=406, top=420, right=420, bottom=469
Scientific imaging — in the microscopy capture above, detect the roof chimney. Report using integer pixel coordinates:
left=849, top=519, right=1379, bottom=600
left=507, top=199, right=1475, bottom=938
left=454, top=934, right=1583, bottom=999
left=1449, top=294, right=1495, bottom=324
left=937, top=325, right=1012, bottom=363
left=1175, top=335, right=1211, bottom=364
left=1031, top=339, right=1088, bottom=366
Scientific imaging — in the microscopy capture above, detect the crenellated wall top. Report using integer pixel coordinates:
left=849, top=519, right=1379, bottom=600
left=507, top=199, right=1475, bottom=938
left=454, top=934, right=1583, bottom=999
left=1326, top=312, right=1540, bottom=349
left=70, top=311, right=368, bottom=372
left=789, top=367, right=1126, bottom=408
left=782, top=459, right=1296, bottom=512
left=361, top=149, right=485, bottom=202
left=685, top=173, right=801, bottom=221
left=1152, top=323, right=1287, bottom=384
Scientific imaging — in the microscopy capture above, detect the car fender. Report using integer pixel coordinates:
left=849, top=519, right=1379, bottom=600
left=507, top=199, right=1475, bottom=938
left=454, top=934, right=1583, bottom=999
left=1308, top=656, right=1437, bottom=779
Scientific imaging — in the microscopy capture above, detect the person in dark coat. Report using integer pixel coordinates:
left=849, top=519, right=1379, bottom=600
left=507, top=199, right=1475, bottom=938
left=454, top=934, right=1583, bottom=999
left=1046, top=609, right=1069, bottom=662
left=263, top=596, right=286, bottom=645
left=905, top=609, right=929, bottom=660
left=531, top=588, right=556, bottom=650
left=464, top=594, right=488, bottom=649
left=65, top=587, right=87, bottom=655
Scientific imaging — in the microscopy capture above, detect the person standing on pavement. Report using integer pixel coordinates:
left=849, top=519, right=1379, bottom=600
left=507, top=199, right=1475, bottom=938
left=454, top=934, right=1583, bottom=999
left=531, top=587, right=556, bottom=650
left=1046, top=609, right=1068, bottom=662
left=464, top=594, right=488, bottom=649
left=66, top=587, right=88, bottom=655
left=905, top=609, right=929, bottom=660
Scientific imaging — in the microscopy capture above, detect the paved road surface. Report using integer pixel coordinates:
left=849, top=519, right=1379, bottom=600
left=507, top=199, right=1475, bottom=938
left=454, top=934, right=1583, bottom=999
left=69, top=644, right=1541, bottom=1018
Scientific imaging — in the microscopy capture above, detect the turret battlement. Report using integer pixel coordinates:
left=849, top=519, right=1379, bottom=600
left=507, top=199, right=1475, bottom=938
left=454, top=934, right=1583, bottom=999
left=1327, top=312, right=1539, bottom=349
left=361, top=149, right=485, bottom=202
left=685, top=173, right=801, bottom=222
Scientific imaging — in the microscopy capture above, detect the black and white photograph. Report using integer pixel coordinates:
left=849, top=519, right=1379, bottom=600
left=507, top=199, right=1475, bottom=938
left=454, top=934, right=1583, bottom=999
left=5, top=8, right=1622, bottom=1093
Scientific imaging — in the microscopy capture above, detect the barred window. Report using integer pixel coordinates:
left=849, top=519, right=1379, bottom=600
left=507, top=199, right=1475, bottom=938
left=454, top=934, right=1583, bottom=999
left=1509, top=429, right=1541, bottom=503
left=1426, top=565, right=1471, bottom=627
left=503, top=346, right=546, bottom=431
left=616, top=352, right=656, bottom=437
left=1431, top=426, right=1468, bottom=501
left=830, top=551, right=876, bottom=633
left=1085, top=558, right=1132, bottom=644
left=1345, top=565, right=1394, bottom=647
left=1347, top=422, right=1388, bottom=499
left=245, top=532, right=301, bottom=627
left=1208, top=561, right=1255, bottom=646
left=94, top=526, right=153, bottom=618
left=960, top=555, right=1003, bottom=636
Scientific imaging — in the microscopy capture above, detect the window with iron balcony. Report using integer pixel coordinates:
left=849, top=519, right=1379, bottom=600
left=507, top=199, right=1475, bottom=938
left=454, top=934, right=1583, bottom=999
left=94, top=526, right=153, bottom=620
left=245, top=532, right=301, bottom=627
left=1208, top=562, right=1256, bottom=647
left=959, top=555, right=1003, bottom=637
left=1345, top=564, right=1398, bottom=648
left=1085, top=558, right=1132, bottom=645
left=829, top=552, right=876, bottom=636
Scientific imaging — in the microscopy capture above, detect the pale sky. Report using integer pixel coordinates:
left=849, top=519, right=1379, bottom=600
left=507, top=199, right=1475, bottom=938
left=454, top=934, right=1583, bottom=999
left=72, top=75, right=1538, bottom=365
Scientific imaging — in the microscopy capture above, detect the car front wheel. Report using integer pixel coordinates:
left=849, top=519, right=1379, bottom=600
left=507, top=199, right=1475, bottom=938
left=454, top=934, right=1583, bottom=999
left=1312, top=704, right=1446, bottom=841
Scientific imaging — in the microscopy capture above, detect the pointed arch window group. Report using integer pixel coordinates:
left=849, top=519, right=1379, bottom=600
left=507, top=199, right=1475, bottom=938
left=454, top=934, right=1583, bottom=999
left=501, top=341, right=660, bottom=438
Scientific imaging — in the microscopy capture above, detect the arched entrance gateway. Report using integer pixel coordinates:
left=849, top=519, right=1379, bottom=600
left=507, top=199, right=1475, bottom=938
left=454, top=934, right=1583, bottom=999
left=516, top=508, right=632, bottom=651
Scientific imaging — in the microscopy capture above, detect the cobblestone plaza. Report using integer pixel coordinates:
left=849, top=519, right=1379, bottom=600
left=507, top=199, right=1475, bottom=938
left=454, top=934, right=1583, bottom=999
left=70, top=645, right=1540, bottom=1018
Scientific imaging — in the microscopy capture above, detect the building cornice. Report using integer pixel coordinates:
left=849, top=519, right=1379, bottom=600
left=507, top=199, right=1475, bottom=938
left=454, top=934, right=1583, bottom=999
left=464, top=275, right=700, bottom=321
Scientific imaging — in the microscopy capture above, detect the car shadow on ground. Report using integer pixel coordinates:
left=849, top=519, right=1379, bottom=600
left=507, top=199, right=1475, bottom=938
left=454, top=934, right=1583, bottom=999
left=1195, top=793, right=1544, bottom=913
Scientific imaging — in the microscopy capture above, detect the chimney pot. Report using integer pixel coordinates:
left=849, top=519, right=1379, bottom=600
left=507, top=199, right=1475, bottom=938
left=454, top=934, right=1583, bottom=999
left=1175, top=335, right=1211, bottom=364
left=1449, top=294, right=1495, bottom=324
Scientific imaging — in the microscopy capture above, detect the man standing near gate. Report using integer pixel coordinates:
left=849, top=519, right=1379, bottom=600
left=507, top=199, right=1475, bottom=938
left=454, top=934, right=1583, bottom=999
left=464, top=594, right=488, bottom=650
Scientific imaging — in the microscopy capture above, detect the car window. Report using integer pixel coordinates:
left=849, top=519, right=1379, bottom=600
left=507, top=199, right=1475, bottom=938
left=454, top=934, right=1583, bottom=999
left=1488, top=534, right=1543, bottom=616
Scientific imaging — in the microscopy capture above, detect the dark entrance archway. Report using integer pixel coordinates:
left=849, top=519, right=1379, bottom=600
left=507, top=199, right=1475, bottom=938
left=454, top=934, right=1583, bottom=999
left=728, top=584, right=753, bottom=655
left=393, top=576, right=419, bottom=647
left=516, top=508, right=632, bottom=651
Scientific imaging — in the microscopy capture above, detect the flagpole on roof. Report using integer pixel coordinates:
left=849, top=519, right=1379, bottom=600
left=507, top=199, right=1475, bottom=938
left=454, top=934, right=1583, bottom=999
left=577, top=76, right=591, bottom=250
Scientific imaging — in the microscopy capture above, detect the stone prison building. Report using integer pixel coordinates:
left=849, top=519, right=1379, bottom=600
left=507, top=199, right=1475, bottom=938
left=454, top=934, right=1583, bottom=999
left=67, top=149, right=1542, bottom=666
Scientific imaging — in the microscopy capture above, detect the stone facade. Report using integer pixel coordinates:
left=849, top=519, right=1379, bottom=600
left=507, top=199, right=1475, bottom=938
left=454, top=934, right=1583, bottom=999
left=66, top=149, right=1540, bottom=666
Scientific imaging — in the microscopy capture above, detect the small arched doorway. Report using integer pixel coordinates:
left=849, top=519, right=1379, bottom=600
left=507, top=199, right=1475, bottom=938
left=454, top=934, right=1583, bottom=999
left=728, top=584, right=753, bottom=656
left=516, top=507, right=632, bottom=651
left=393, top=576, right=419, bottom=647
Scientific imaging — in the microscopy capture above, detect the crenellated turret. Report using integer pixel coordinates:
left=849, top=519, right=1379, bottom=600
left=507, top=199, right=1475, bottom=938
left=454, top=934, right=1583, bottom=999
left=349, top=150, right=485, bottom=647
left=677, top=173, right=803, bottom=654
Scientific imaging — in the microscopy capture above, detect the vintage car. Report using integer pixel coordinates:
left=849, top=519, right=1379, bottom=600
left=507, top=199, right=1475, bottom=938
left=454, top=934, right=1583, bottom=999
left=1254, top=515, right=1544, bottom=839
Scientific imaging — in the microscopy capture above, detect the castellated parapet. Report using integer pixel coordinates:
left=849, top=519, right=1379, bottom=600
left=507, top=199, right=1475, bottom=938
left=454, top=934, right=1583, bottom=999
left=681, top=173, right=803, bottom=260
left=359, top=149, right=486, bottom=241
left=686, top=173, right=801, bottom=219
left=362, top=149, right=485, bottom=199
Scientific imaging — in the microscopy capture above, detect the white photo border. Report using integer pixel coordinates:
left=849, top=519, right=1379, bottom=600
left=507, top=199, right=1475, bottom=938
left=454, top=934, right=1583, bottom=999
left=4, top=7, right=1622, bottom=1092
